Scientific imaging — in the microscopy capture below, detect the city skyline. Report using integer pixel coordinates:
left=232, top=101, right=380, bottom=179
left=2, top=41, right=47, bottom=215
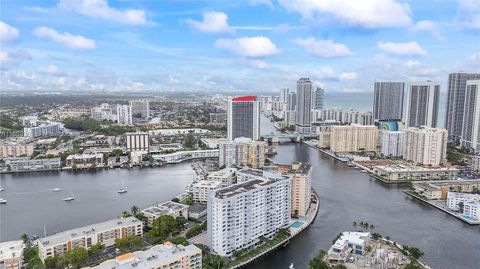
left=1, top=0, right=479, bottom=95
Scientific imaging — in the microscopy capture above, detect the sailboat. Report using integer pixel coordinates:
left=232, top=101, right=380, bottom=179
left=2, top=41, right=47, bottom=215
left=63, top=190, right=74, bottom=201
left=53, top=188, right=62, bottom=192
left=0, top=198, right=7, bottom=204
left=118, top=182, right=127, bottom=194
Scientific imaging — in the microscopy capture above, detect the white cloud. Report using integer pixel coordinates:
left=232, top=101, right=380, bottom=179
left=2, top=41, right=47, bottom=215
left=168, top=75, right=181, bottom=85
left=57, top=0, right=148, bottom=25
left=248, top=0, right=274, bottom=9
left=278, top=0, right=411, bottom=28
left=377, top=41, right=427, bottom=56
left=294, top=37, right=352, bottom=58
left=215, top=36, right=280, bottom=58
left=186, top=11, right=234, bottom=33
left=38, top=65, right=59, bottom=74
left=33, top=27, right=96, bottom=49
left=410, top=20, right=445, bottom=41
left=457, top=0, right=480, bottom=29
left=0, top=21, right=19, bottom=43
left=405, top=60, right=420, bottom=68
left=312, top=66, right=336, bottom=80
left=244, top=59, right=268, bottom=69
left=0, top=50, right=31, bottom=70
left=340, top=72, right=357, bottom=80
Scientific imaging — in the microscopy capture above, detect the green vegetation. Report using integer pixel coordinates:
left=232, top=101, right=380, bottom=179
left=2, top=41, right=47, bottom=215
left=23, top=244, right=43, bottom=269
left=229, top=229, right=291, bottom=267
left=87, top=243, right=105, bottom=256
left=115, top=235, right=143, bottom=254
left=145, top=215, right=182, bottom=244
left=185, top=221, right=207, bottom=239
left=63, top=117, right=136, bottom=135
left=0, top=113, right=23, bottom=131
left=183, top=134, right=197, bottom=149
left=402, top=246, right=424, bottom=260
left=180, top=196, right=193, bottom=205
left=45, top=247, right=89, bottom=269
left=195, top=244, right=231, bottom=269
left=171, top=236, right=189, bottom=246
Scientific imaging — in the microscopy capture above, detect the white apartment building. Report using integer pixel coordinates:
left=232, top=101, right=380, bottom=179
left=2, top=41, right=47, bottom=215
left=218, top=137, right=267, bottom=168
left=142, top=201, right=189, bottom=226
left=207, top=170, right=291, bottom=256
left=207, top=167, right=237, bottom=184
left=0, top=140, right=34, bottom=158
left=460, top=80, right=480, bottom=152
left=191, top=180, right=224, bottom=204
left=330, top=124, right=378, bottom=153
left=23, top=121, right=63, bottom=139
left=89, top=242, right=201, bottom=269
left=20, top=115, right=38, bottom=127
left=117, top=105, right=133, bottom=125
left=91, top=103, right=116, bottom=122
left=0, top=240, right=24, bottom=269
left=313, top=108, right=373, bottom=125
left=446, top=192, right=480, bottom=211
left=472, top=155, right=480, bottom=174
left=5, top=157, right=61, bottom=172
left=152, top=149, right=219, bottom=163
left=125, top=132, right=149, bottom=162
left=380, top=130, right=405, bottom=158
left=404, top=127, right=448, bottom=166
left=463, top=201, right=480, bottom=220
left=277, top=162, right=312, bottom=217
left=65, top=153, right=104, bottom=168
left=37, top=217, right=143, bottom=262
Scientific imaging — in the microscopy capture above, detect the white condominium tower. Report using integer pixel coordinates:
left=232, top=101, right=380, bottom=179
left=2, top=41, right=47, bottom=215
left=116, top=105, right=133, bottom=125
left=330, top=124, right=378, bottom=153
left=404, top=126, right=448, bottom=166
left=405, top=81, right=440, bottom=128
left=227, top=96, right=261, bottom=141
left=218, top=137, right=267, bottom=169
left=460, top=80, right=480, bottom=152
left=445, top=73, right=480, bottom=141
left=380, top=130, right=405, bottom=157
left=207, top=170, right=291, bottom=257
left=280, top=88, right=289, bottom=104
left=295, top=78, right=313, bottom=133
left=373, top=81, right=405, bottom=122
left=313, top=87, right=324, bottom=110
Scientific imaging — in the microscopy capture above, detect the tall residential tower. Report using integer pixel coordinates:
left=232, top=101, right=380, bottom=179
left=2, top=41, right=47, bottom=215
left=405, top=81, right=440, bottom=128
left=373, top=82, right=405, bottom=122
left=460, top=80, right=480, bottom=152
left=295, top=78, right=313, bottom=133
left=227, top=96, right=261, bottom=140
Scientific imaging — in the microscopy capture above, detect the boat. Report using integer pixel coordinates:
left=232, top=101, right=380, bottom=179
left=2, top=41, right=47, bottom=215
left=0, top=198, right=7, bottom=204
left=118, top=182, right=127, bottom=194
left=53, top=188, right=62, bottom=192
left=289, top=263, right=295, bottom=269
left=118, top=188, right=127, bottom=194
left=63, top=190, right=74, bottom=201
left=0, top=187, right=4, bottom=192
left=361, top=170, right=369, bottom=173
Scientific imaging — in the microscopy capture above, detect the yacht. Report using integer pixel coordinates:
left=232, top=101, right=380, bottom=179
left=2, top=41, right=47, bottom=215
left=53, top=188, right=62, bottom=192
left=0, top=198, right=7, bottom=204
left=0, top=187, right=4, bottom=192
left=118, top=188, right=127, bottom=194
left=63, top=191, right=74, bottom=201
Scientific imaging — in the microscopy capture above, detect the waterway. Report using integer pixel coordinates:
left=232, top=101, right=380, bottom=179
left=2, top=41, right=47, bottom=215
left=0, top=116, right=479, bottom=269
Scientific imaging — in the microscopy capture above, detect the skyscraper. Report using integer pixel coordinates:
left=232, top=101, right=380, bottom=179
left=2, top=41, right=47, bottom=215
left=287, top=92, right=296, bottom=110
left=280, top=88, right=289, bottom=104
left=460, top=80, right=480, bottom=152
left=373, top=82, right=405, bottom=122
left=313, top=87, right=324, bottom=110
left=404, top=127, right=448, bottom=166
left=116, top=105, right=132, bottom=125
left=227, top=96, right=261, bottom=140
left=405, top=81, right=440, bottom=128
left=445, top=73, right=480, bottom=141
left=295, top=78, right=313, bottom=133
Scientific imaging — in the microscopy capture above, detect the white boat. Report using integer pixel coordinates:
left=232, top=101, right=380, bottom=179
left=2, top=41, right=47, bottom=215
left=118, top=188, right=127, bottom=194
left=63, top=190, right=74, bottom=201
left=0, top=198, right=7, bottom=204
left=0, top=187, right=4, bottom=192
left=53, top=188, right=62, bottom=192
left=289, top=263, right=295, bottom=269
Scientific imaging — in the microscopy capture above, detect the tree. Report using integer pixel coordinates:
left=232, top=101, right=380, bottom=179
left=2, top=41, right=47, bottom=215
left=146, top=215, right=180, bottom=243
left=176, top=216, right=187, bottom=227
left=131, top=205, right=140, bottom=216
left=21, top=233, right=29, bottom=244
left=65, top=247, right=88, bottom=269
left=352, top=221, right=357, bottom=229
left=406, top=247, right=424, bottom=260
left=88, top=243, right=105, bottom=256
left=115, top=236, right=143, bottom=253
left=122, top=211, right=131, bottom=218
left=458, top=202, right=464, bottom=212
left=308, top=250, right=330, bottom=269
left=171, top=236, right=189, bottom=246
left=44, top=256, right=65, bottom=269
left=183, top=134, right=196, bottom=149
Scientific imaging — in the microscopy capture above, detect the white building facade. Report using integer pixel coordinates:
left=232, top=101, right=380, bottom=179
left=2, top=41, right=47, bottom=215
left=380, top=130, right=405, bottom=157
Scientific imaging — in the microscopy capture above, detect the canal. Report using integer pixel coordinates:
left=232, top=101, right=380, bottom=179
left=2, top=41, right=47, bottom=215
left=0, top=116, right=479, bottom=269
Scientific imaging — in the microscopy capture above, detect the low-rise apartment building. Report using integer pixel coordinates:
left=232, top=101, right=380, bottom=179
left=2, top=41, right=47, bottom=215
left=23, top=121, right=63, bottom=139
left=372, top=164, right=459, bottom=181
left=89, top=242, right=201, bottom=269
left=0, top=240, right=24, bottom=269
left=142, top=201, right=189, bottom=226
left=65, top=153, right=104, bottom=168
left=464, top=201, right=480, bottom=220
left=37, top=217, right=143, bottom=262
left=152, top=150, right=219, bottom=164
left=0, top=140, right=34, bottom=158
left=446, top=192, right=480, bottom=211
left=191, top=180, right=224, bottom=204
left=4, top=157, right=61, bottom=172
left=207, top=168, right=237, bottom=184
left=412, top=179, right=480, bottom=199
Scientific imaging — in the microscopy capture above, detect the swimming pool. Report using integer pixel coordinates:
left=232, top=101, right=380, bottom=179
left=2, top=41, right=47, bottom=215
left=290, top=221, right=303, bottom=228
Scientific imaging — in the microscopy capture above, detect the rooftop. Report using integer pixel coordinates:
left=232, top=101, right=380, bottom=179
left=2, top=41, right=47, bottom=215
left=332, top=232, right=370, bottom=249
left=232, top=96, right=257, bottom=102
left=91, top=243, right=201, bottom=269
left=214, top=173, right=288, bottom=199
left=158, top=201, right=189, bottom=211
left=0, top=240, right=24, bottom=260
left=192, top=180, right=224, bottom=188
left=38, top=217, right=141, bottom=247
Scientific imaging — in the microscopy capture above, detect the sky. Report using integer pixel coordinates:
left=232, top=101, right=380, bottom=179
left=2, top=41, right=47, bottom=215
left=1, top=0, right=479, bottom=94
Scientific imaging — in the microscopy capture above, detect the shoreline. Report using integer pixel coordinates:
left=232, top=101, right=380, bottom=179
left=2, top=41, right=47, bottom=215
left=230, top=190, right=320, bottom=269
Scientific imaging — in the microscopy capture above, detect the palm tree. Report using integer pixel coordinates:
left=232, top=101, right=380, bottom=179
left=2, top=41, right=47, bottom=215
left=353, top=221, right=357, bottom=228
left=131, top=205, right=139, bottom=216
left=20, top=234, right=29, bottom=244
left=121, top=211, right=131, bottom=218
left=370, top=224, right=375, bottom=230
